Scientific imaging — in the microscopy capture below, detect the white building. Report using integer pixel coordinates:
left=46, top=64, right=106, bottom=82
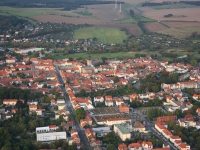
left=36, top=125, right=58, bottom=133
left=37, top=132, right=66, bottom=142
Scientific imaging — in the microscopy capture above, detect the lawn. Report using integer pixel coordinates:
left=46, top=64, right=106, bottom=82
left=151, top=3, right=198, bottom=10
left=73, top=27, right=128, bottom=44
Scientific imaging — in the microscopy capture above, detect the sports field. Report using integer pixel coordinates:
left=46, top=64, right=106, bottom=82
left=73, top=27, right=128, bottom=44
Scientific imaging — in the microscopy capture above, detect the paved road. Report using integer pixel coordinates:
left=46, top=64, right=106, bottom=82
left=54, top=65, right=90, bottom=150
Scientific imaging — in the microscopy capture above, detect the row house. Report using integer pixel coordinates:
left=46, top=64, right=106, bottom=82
left=3, top=99, right=24, bottom=106
left=155, top=123, right=190, bottom=150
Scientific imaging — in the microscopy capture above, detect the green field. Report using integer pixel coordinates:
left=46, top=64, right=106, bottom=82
left=151, top=3, right=198, bottom=10
left=73, top=27, right=128, bottom=44
left=0, top=6, right=70, bottom=24
left=136, top=16, right=155, bottom=22
left=74, top=11, right=93, bottom=17
left=51, top=50, right=163, bottom=60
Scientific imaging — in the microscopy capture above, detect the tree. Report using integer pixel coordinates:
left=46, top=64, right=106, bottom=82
left=113, top=76, right=119, bottom=83
left=107, top=144, right=116, bottom=150
left=75, top=107, right=85, bottom=122
left=34, top=52, right=40, bottom=57
left=191, top=60, right=198, bottom=66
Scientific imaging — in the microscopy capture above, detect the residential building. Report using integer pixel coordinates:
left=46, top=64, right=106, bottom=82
left=133, top=122, right=146, bottom=133
left=118, top=143, right=128, bottom=150
left=141, top=141, right=153, bottom=150
left=128, top=143, right=142, bottom=150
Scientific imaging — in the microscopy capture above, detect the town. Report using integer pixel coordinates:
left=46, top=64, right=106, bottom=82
left=0, top=47, right=200, bottom=150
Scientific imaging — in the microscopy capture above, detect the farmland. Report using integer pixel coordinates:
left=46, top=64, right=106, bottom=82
left=143, top=22, right=169, bottom=32
left=73, top=27, right=128, bottom=44
left=157, top=26, right=200, bottom=38
left=151, top=3, right=198, bottom=10
left=140, top=7, right=200, bottom=22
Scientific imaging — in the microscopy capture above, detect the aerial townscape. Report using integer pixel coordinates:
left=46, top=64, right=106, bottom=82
left=0, top=0, right=200, bottom=150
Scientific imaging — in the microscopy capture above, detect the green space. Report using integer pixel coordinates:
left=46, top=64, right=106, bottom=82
left=51, top=50, right=162, bottom=60
left=74, top=11, right=93, bottom=17
left=151, top=3, right=198, bottom=10
left=193, top=39, right=200, bottom=43
left=73, top=27, right=128, bottom=44
left=114, top=17, right=136, bottom=24
left=136, top=16, right=155, bottom=22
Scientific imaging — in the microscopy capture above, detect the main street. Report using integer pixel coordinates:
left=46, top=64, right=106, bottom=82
left=54, top=65, right=90, bottom=150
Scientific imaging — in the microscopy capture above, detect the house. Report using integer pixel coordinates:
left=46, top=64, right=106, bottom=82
left=85, top=128, right=96, bottom=141
left=71, top=129, right=80, bottom=144
left=196, top=108, right=200, bottom=116
left=192, top=94, right=200, bottom=101
left=57, top=103, right=66, bottom=110
left=94, top=96, right=104, bottom=103
left=51, top=99, right=57, bottom=105
left=6, top=57, right=16, bottom=64
left=36, top=108, right=44, bottom=116
left=119, top=104, right=130, bottom=114
left=128, top=143, right=142, bottom=150
left=90, top=140, right=101, bottom=148
left=133, top=122, right=146, bottom=133
left=29, top=104, right=37, bottom=112
left=118, top=143, right=128, bottom=150
left=114, top=124, right=131, bottom=141
left=105, top=95, right=113, bottom=106
left=141, top=141, right=153, bottom=150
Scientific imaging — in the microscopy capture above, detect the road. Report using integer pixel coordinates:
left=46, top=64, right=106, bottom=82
left=54, top=65, right=90, bottom=150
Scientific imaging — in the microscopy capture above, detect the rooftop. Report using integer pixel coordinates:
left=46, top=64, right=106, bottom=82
left=115, top=124, right=130, bottom=134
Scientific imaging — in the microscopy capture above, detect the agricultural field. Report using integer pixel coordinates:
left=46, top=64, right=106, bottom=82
left=143, top=22, right=169, bottom=32
left=151, top=3, right=198, bottom=10
left=140, top=7, right=200, bottom=22
left=73, top=27, right=128, bottom=44
left=157, top=26, right=200, bottom=38
left=96, top=24, right=141, bottom=35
